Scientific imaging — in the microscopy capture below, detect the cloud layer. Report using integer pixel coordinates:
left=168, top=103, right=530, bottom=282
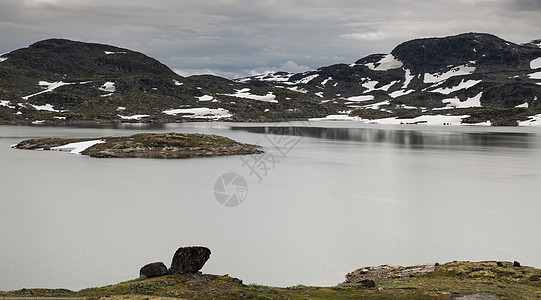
left=1, top=0, right=540, bottom=78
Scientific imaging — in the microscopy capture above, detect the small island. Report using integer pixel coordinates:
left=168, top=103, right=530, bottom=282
left=12, top=132, right=263, bottom=158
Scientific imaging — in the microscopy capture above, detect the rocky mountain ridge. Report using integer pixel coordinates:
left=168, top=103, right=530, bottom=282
left=1, top=33, right=541, bottom=125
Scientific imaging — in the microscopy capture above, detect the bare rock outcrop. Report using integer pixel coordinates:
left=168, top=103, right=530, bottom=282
left=344, top=263, right=436, bottom=283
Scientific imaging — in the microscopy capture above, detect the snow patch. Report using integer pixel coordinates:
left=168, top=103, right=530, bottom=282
left=440, top=92, right=483, bottom=109
left=378, top=81, right=399, bottom=92
left=117, top=106, right=126, bottom=111
left=31, top=120, right=45, bottom=125
left=0, top=57, right=7, bottom=63
left=308, top=115, right=362, bottom=121
left=321, top=77, right=333, bottom=86
left=402, top=69, right=414, bottom=89
left=362, top=100, right=390, bottom=109
left=162, top=107, right=232, bottom=119
left=389, top=89, right=414, bottom=98
left=22, top=81, right=75, bottom=100
left=99, top=82, right=116, bottom=93
left=315, top=92, right=324, bottom=98
left=369, top=115, right=469, bottom=126
left=365, top=54, right=403, bottom=71
left=515, top=102, right=529, bottom=108
left=430, top=79, right=482, bottom=95
left=104, top=51, right=126, bottom=55
left=254, top=72, right=295, bottom=83
left=519, top=114, right=541, bottom=126
left=0, top=100, right=16, bottom=109
left=51, top=140, right=105, bottom=154
left=226, top=88, right=277, bottom=103
left=297, top=74, right=319, bottom=84
left=346, top=95, right=375, bottom=102
left=362, top=80, right=379, bottom=93
left=531, top=58, right=541, bottom=69
left=424, top=65, right=476, bottom=83
left=30, top=104, right=62, bottom=112
left=528, top=71, right=541, bottom=80
left=173, top=79, right=184, bottom=86
left=118, top=114, right=150, bottom=120
left=197, top=95, right=214, bottom=102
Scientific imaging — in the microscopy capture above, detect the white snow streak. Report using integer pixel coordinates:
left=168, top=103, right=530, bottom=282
left=22, top=81, right=75, bottom=100
left=297, top=74, right=319, bottom=84
left=346, top=95, right=375, bottom=102
left=365, top=54, right=403, bottom=71
left=430, top=79, right=482, bottom=95
left=402, top=69, right=414, bottom=88
left=118, top=114, right=150, bottom=120
left=162, top=107, right=232, bottom=119
left=226, top=88, right=277, bottom=103
left=51, top=140, right=105, bottom=154
left=528, top=71, right=541, bottom=79
left=197, top=95, right=214, bottom=102
left=424, top=65, right=476, bottom=83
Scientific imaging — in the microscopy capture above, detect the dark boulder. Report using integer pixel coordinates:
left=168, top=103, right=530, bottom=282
left=169, top=246, right=211, bottom=274
left=140, top=262, right=168, bottom=278
left=514, top=261, right=521, bottom=267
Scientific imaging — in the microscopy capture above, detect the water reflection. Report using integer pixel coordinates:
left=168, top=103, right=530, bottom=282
left=232, top=126, right=534, bottom=149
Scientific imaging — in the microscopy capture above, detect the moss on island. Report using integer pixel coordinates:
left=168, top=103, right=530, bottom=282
left=14, top=132, right=263, bottom=158
left=1, top=261, right=541, bottom=299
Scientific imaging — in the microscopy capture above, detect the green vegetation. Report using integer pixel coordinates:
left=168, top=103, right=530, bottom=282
left=127, top=282, right=158, bottom=295
left=2, top=261, right=541, bottom=299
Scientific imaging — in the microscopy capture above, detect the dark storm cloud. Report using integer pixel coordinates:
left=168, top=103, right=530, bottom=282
left=504, top=0, right=541, bottom=11
left=1, top=0, right=540, bottom=78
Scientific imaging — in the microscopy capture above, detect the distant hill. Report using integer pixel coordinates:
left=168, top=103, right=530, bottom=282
left=1, top=33, right=541, bottom=125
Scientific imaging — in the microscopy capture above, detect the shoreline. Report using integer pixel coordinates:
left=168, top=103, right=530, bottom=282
left=1, top=261, right=540, bottom=299
left=12, top=133, right=263, bottom=158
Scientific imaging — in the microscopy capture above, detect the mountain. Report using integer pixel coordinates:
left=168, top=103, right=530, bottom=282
left=241, top=33, right=541, bottom=125
left=0, top=39, right=332, bottom=124
left=1, top=33, right=541, bottom=125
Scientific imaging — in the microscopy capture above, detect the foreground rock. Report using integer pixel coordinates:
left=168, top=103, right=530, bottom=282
left=140, top=262, right=168, bottom=278
left=344, top=263, right=436, bottom=283
left=13, top=132, right=263, bottom=158
left=169, top=246, right=211, bottom=274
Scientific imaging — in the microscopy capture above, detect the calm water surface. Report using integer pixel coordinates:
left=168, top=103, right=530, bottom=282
left=1, top=122, right=541, bottom=290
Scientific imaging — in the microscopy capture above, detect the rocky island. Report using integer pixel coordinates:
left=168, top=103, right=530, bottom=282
left=12, top=132, right=262, bottom=158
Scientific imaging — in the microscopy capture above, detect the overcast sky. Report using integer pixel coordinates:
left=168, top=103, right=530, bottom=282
left=1, top=0, right=540, bottom=78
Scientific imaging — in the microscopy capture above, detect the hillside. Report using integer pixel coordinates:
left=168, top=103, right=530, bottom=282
left=242, top=33, right=541, bottom=126
left=1, top=261, right=541, bottom=299
left=1, top=33, right=541, bottom=125
left=0, top=39, right=332, bottom=124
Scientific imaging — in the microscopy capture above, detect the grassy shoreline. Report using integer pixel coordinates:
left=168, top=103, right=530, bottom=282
left=1, top=261, right=541, bottom=299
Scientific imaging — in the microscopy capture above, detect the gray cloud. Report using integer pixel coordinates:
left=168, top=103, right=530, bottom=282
left=1, top=0, right=540, bottom=78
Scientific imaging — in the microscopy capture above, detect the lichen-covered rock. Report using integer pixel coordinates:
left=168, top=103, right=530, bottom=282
left=344, top=263, right=436, bottom=283
left=169, top=246, right=211, bottom=274
left=140, top=262, right=168, bottom=278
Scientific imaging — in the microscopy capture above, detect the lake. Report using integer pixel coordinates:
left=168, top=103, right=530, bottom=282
left=1, top=122, right=541, bottom=291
